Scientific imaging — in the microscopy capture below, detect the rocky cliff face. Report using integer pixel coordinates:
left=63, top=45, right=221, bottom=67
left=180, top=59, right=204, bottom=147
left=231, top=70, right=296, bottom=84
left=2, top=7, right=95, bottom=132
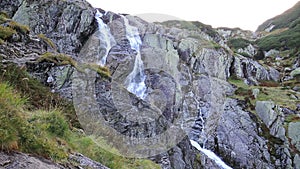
left=1, top=0, right=300, bottom=169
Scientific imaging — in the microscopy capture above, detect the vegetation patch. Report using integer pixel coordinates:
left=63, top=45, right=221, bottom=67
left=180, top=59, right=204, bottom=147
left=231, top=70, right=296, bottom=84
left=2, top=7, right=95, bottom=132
left=228, top=77, right=300, bottom=110
left=228, top=38, right=252, bottom=49
left=0, top=64, right=159, bottom=168
left=256, top=1, right=300, bottom=31
left=0, top=25, right=16, bottom=40
left=256, top=24, right=300, bottom=51
left=8, top=21, right=30, bottom=34
left=285, top=114, right=300, bottom=123
left=0, top=13, right=30, bottom=40
left=0, top=64, right=80, bottom=127
left=38, top=34, right=56, bottom=49
left=38, top=52, right=111, bottom=79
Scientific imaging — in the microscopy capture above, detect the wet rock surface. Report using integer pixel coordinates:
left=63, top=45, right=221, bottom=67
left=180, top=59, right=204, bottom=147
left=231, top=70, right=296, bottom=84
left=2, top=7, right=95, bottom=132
left=1, top=0, right=299, bottom=169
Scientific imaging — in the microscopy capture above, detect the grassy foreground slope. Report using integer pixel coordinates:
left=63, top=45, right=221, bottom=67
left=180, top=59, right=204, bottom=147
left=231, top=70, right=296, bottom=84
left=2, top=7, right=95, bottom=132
left=0, top=64, right=159, bottom=169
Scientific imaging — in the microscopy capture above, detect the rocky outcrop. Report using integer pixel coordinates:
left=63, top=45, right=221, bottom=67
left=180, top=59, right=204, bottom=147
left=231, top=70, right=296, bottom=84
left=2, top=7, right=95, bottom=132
left=0, top=0, right=22, bottom=18
left=230, top=54, right=280, bottom=84
left=0, top=151, right=64, bottom=169
left=1, top=0, right=298, bottom=169
left=11, top=0, right=96, bottom=56
left=0, top=151, right=110, bottom=169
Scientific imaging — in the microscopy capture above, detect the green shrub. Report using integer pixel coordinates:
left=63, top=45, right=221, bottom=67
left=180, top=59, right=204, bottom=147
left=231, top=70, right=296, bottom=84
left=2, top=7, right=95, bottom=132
left=256, top=24, right=300, bottom=51
left=228, top=38, right=252, bottom=49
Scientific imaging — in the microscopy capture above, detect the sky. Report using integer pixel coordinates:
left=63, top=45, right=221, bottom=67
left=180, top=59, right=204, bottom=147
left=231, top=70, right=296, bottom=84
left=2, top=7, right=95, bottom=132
left=86, top=0, right=299, bottom=31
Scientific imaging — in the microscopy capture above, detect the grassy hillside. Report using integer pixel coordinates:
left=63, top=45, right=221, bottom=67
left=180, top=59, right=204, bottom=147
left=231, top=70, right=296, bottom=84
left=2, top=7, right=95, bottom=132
left=256, top=23, right=300, bottom=51
left=256, top=1, right=300, bottom=32
left=255, top=1, right=300, bottom=52
left=0, top=64, right=160, bottom=169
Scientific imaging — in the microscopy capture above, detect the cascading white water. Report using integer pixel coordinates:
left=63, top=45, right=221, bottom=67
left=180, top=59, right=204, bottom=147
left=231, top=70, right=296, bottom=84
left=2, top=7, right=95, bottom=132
left=95, top=10, right=115, bottom=66
left=190, top=140, right=233, bottom=169
left=122, top=15, right=147, bottom=99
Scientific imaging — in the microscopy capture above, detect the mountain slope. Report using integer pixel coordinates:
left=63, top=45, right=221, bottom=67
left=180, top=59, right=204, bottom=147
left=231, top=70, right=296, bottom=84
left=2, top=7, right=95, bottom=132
left=256, top=1, right=300, bottom=32
left=255, top=2, right=300, bottom=54
left=1, top=0, right=300, bottom=169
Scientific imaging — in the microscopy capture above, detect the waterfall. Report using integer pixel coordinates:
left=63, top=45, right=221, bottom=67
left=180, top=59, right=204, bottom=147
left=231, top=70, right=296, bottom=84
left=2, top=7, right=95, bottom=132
left=122, top=15, right=147, bottom=99
left=190, top=102, right=232, bottom=169
left=190, top=140, right=233, bottom=169
left=95, top=10, right=115, bottom=66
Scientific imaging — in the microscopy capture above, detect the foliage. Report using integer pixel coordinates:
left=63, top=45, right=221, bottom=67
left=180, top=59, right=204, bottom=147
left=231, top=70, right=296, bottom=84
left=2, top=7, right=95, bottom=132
left=256, top=23, right=300, bottom=51
left=258, top=80, right=280, bottom=87
left=285, top=114, right=300, bottom=123
left=0, top=13, right=9, bottom=24
left=228, top=38, right=252, bottom=49
left=161, top=20, right=218, bottom=38
left=191, top=21, right=219, bottom=38
left=69, top=135, right=160, bottom=169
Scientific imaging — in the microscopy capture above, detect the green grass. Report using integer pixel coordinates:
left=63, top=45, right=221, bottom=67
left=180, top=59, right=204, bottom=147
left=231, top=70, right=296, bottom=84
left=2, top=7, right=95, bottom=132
left=256, top=23, right=300, bottom=51
left=228, top=77, right=300, bottom=110
left=0, top=64, right=80, bottom=127
left=38, top=52, right=111, bottom=78
left=285, top=114, right=300, bottom=123
left=0, top=64, right=159, bottom=168
left=8, top=21, right=30, bottom=34
left=0, top=13, right=30, bottom=40
left=0, top=81, right=159, bottom=168
left=257, top=1, right=300, bottom=32
left=0, top=26, right=16, bottom=40
left=38, top=34, right=56, bottom=49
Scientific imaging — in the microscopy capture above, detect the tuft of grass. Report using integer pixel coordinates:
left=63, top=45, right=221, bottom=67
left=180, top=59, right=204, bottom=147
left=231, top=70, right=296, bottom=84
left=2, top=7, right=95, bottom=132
left=38, top=52, right=77, bottom=67
left=0, top=80, right=159, bottom=167
left=285, top=114, right=300, bottom=123
left=0, top=82, right=25, bottom=151
left=38, top=34, right=56, bottom=49
left=0, top=15, right=9, bottom=24
left=0, top=26, right=16, bottom=40
left=81, top=63, right=111, bottom=79
left=8, top=21, right=30, bottom=34
left=38, top=52, right=111, bottom=79
left=0, top=64, right=81, bottom=128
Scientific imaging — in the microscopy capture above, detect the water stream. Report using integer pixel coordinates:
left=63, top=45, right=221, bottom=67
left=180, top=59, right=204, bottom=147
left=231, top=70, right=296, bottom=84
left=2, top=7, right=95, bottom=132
left=122, top=15, right=147, bottom=99
left=95, top=10, right=115, bottom=66
left=190, top=140, right=233, bottom=169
